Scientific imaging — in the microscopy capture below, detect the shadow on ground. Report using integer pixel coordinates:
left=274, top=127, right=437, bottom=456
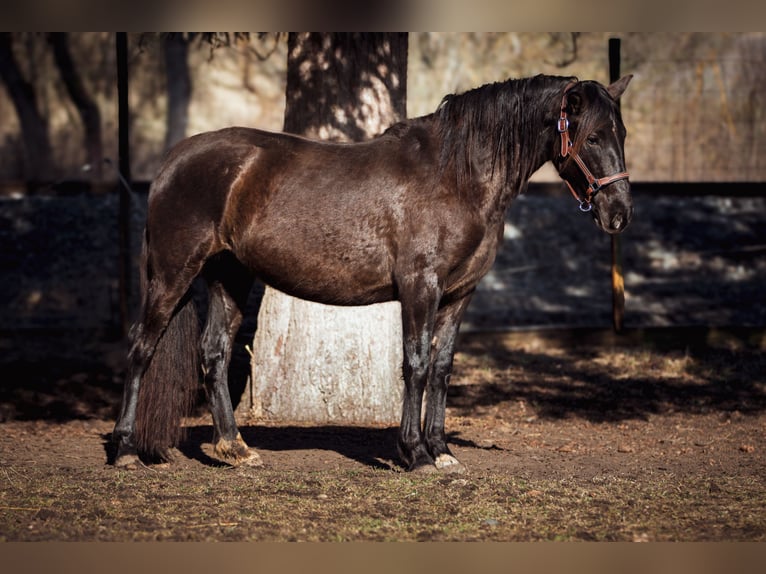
left=3, top=328, right=765, bottom=467
left=449, top=331, right=766, bottom=423
left=177, top=424, right=402, bottom=470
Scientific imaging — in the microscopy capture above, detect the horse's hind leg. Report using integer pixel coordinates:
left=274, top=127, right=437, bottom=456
left=201, top=256, right=262, bottom=467
left=113, top=273, right=197, bottom=466
left=424, top=294, right=473, bottom=474
left=114, top=324, right=158, bottom=466
left=113, top=230, right=216, bottom=467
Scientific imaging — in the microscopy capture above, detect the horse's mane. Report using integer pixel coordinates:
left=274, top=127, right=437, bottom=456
left=430, top=74, right=616, bottom=190
left=430, top=74, right=572, bottom=188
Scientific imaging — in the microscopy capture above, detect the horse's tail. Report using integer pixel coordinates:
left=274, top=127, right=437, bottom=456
left=133, top=237, right=200, bottom=461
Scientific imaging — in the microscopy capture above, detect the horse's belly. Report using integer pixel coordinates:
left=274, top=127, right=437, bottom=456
left=242, top=244, right=395, bottom=306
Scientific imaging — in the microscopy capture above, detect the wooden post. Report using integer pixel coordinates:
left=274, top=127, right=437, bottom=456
left=116, top=32, right=132, bottom=338
left=609, top=37, right=625, bottom=334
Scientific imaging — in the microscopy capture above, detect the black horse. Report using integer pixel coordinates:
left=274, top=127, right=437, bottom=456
left=113, top=73, right=633, bottom=472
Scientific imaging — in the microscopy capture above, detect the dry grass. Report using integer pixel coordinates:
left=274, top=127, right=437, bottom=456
left=2, top=464, right=764, bottom=542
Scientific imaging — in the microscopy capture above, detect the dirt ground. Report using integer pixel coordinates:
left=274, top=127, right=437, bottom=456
left=0, top=329, right=764, bottom=541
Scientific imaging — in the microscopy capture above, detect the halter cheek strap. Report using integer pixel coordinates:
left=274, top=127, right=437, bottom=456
left=558, top=82, right=630, bottom=212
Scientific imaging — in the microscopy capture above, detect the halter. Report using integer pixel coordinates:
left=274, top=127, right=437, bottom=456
left=558, top=81, right=630, bottom=212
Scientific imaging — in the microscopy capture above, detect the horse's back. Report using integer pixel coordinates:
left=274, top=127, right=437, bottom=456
left=146, top=128, right=286, bottom=230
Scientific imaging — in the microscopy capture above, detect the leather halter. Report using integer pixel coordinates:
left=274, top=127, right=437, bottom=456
left=558, top=81, right=630, bottom=212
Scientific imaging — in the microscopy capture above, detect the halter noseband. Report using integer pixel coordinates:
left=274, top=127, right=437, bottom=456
left=558, top=81, right=630, bottom=212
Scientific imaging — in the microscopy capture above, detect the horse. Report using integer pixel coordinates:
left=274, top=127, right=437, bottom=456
left=112, top=73, right=633, bottom=473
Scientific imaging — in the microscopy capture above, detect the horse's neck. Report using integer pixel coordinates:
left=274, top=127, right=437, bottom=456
left=482, top=118, right=558, bottom=219
left=514, top=88, right=563, bottom=184
left=480, top=86, right=562, bottom=215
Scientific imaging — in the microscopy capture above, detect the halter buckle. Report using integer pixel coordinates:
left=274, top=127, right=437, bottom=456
left=557, top=117, right=569, bottom=133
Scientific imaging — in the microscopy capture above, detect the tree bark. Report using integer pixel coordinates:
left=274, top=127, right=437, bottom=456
left=241, top=33, right=408, bottom=424
left=49, top=33, right=103, bottom=179
left=163, top=33, right=192, bottom=152
left=0, top=32, right=55, bottom=184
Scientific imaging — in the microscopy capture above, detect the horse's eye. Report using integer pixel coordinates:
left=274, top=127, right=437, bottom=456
left=586, top=135, right=599, bottom=146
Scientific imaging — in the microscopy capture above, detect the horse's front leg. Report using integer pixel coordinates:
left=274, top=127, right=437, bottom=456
left=396, top=271, right=441, bottom=472
left=202, top=279, right=263, bottom=467
left=423, top=294, right=473, bottom=474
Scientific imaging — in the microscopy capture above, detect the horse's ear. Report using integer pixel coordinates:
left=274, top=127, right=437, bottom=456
left=567, top=91, right=583, bottom=115
left=607, top=74, right=633, bottom=101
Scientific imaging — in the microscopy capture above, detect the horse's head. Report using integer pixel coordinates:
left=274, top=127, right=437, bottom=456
left=553, top=76, right=633, bottom=234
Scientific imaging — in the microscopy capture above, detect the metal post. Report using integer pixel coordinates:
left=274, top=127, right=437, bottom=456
left=116, top=33, right=132, bottom=338
left=609, top=37, right=625, bottom=334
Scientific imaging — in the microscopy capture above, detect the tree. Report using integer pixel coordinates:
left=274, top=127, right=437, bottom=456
left=1, top=33, right=106, bottom=185
left=163, top=33, right=192, bottom=152
left=241, top=33, right=408, bottom=424
left=0, top=32, right=55, bottom=184
left=49, top=33, right=103, bottom=179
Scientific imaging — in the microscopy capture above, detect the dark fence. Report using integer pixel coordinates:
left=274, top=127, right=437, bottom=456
left=2, top=182, right=764, bottom=338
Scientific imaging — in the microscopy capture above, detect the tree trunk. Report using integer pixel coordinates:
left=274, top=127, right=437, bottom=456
left=49, top=33, right=103, bottom=179
left=241, top=33, right=408, bottom=424
left=0, top=32, right=55, bottom=184
left=163, top=33, right=192, bottom=152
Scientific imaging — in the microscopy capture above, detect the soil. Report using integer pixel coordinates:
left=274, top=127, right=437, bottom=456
left=1, top=329, right=764, bottom=541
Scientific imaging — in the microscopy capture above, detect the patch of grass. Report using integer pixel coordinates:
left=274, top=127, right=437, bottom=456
left=2, top=465, right=764, bottom=541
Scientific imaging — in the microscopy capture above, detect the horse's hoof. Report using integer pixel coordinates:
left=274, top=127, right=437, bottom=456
left=410, top=462, right=439, bottom=474
left=214, top=434, right=264, bottom=468
left=434, top=453, right=467, bottom=474
left=114, top=452, right=141, bottom=469
left=238, top=450, right=264, bottom=468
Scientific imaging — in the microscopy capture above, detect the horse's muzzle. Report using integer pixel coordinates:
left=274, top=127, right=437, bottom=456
left=593, top=185, right=633, bottom=234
